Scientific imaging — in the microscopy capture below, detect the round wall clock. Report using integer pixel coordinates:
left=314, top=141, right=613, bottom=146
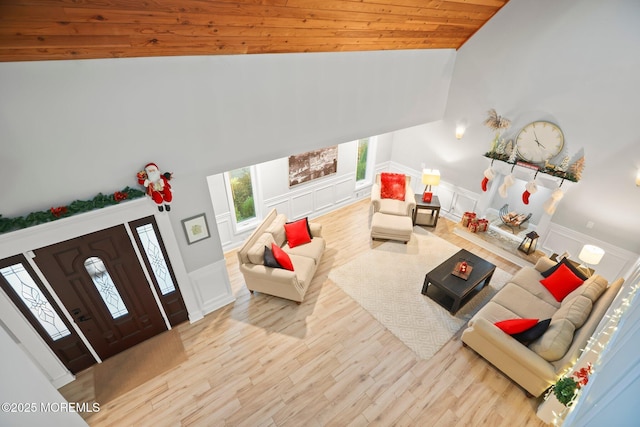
left=515, top=121, right=564, bottom=163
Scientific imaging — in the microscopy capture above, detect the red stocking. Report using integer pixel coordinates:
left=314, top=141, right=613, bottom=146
left=522, top=180, right=537, bottom=205
left=481, top=177, right=489, bottom=192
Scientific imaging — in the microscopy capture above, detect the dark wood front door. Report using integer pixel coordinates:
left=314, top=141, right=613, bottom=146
left=33, top=225, right=167, bottom=361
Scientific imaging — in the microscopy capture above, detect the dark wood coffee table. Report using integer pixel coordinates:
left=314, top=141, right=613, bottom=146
left=421, top=249, right=496, bottom=314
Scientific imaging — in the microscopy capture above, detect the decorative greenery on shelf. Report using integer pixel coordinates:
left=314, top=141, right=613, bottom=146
left=483, top=153, right=579, bottom=182
left=0, top=186, right=146, bottom=234
left=552, top=363, right=593, bottom=407
left=553, top=377, right=579, bottom=406
left=484, top=151, right=511, bottom=162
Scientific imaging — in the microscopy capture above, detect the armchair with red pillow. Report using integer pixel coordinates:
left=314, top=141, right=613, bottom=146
left=371, top=173, right=416, bottom=217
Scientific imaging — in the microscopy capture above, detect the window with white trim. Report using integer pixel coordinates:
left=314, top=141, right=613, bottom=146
left=224, top=166, right=260, bottom=233
left=355, top=136, right=376, bottom=188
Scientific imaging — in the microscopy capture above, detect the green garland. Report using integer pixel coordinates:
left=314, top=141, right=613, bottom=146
left=483, top=153, right=579, bottom=182
left=0, top=186, right=146, bottom=234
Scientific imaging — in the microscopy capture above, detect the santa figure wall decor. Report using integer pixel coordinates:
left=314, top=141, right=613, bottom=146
left=137, top=163, right=173, bottom=212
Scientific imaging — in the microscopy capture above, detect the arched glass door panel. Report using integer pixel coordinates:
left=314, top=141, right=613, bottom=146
left=84, top=257, right=128, bottom=319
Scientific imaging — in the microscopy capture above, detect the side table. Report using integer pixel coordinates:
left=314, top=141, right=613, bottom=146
left=413, top=194, right=441, bottom=227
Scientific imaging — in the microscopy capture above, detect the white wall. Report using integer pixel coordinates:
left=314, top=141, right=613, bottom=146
left=0, top=325, right=87, bottom=427
left=389, top=0, right=640, bottom=254
left=0, top=49, right=455, bottom=274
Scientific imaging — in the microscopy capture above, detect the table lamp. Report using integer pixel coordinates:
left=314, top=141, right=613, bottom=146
left=578, top=245, right=604, bottom=277
left=421, top=169, right=440, bottom=202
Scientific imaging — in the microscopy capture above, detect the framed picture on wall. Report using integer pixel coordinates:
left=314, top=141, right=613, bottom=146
left=181, top=214, right=210, bottom=245
left=288, top=145, right=338, bottom=187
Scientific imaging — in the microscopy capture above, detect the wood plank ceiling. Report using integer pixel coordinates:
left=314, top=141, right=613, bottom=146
left=0, top=0, right=508, bottom=62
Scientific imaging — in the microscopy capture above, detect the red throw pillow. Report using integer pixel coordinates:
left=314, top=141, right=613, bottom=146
left=271, top=243, right=294, bottom=271
left=494, top=318, right=539, bottom=334
left=541, top=258, right=589, bottom=281
left=284, top=218, right=312, bottom=248
left=540, top=263, right=585, bottom=302
left=380, top=173, right=406, bottom=201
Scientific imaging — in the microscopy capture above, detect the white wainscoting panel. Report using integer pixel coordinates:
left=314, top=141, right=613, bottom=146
left=267, top=198, right=290, bottom=217
left=291, top=191, right=314, bottom=219
left=436, top=186, right=455, bottom=214
left=215, top=214, right=234, bottom=247
left=336, top=177, right=356, bottom=203
left=450, top=191, right=478, bottom=219
left=188, top=259, right=236, bottom=316
left=315, top=184, right=335, bottom=212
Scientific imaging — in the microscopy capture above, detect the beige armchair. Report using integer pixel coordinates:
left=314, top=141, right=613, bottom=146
left=370, top=173, right=416, bottom=217
left=369, top=173, right=416, bottom=242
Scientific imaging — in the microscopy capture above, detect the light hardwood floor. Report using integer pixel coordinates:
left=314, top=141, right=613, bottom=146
left=60, top=199, right=548, bottom=426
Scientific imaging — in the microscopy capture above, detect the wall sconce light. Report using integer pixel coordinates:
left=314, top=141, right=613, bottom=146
left=636, top=169, right=640, bottom=186
left=421, top=169, right=440, bottom=202
left=455, top=120, right=467, bottom=140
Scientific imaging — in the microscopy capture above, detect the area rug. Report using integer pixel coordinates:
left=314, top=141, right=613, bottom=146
left=93, top=329, right=187, bottom=404
left=328, top=228, right=512, bottom=360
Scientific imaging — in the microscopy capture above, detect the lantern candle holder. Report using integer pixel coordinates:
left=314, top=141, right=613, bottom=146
left=518, top=231, right=539, bottom=255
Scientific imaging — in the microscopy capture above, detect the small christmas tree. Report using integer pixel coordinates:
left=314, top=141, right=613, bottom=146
left=557, top=156, right=570, bottom=172
left=508, top=143, right=518, bottom=163
left=570, top=156, right=585, bottom=181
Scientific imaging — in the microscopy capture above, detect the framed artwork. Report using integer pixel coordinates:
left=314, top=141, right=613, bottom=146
left=181, top=214, right=210, bottom=245
left=288, top=145, right=338, bottom=187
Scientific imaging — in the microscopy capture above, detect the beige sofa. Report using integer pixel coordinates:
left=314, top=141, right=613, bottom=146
left=237, top=209, right=326, bottom=303
left=461, top=256, right=624, bottom=397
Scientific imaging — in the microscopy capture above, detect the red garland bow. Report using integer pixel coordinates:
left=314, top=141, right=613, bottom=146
left=113, top=191, right=128, bottom=202
left=573, top=363, right=592, bottom=388
left=50, top=206, right=68, bottom=217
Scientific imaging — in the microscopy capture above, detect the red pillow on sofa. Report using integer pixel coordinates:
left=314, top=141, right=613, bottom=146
left=271, top=243, right=294, bottom=271
left=494, top=318, right=539, bottom=334
left=284, top=218, right=312, bottom=248
left=380, top=173, right=406, bottom=201
left=540, top=263, right=585, bottom=302
left=541, top=258, right=589, bottom=281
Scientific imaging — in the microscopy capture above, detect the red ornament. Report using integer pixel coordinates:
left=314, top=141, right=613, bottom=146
left=459, top=261, right=468, bottom=273
left=113, top=191, right=128, bottom=202
left=573, top=363, right=592, bottom=388
left=50, top=206, right=68, bottom=218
